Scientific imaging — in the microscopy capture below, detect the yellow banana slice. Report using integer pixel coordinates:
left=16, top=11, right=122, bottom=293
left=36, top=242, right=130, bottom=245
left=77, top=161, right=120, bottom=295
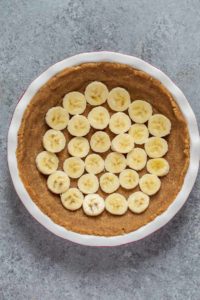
left=119, top=169, right=139, bottom=189
left=90, top=131, right=111, bottom=153
left=112, top=133, right=134, bottom=153
left=108, top=87, right=131, bottom=111
left=67, top=115, right=90, bottom=137
left=60, top=188, right=83, bottom=211
left=78, top=174, right=99, bottom=194
left=36, top=151, right=59, bottom=175
left=139, top=174, right=161, bottom=196
left=85, top=81, right=109, bottom=106
left=47, top=171, right=70, bottom=194
left=68, top=137, right=90, bottom=158
left=105, top=193, right=128, bottom=215
left=105, top=152, right=126, bottom=173
left=63, top=91, right=86, bottom=115
left=127, top=148, right=147, bottom=171
left=88, top=106, right=110, bottom=130
left=128, top=100, right=152, bottom=123
left=85, top=154, right=104, bottom=174
left=109, top=112, right=131, bottom=134
left=100, top=172, right=120, bottom=194
left=145, top=137, right=168, bottom=158
left=83, top=194, right=105, bottom=216
left=146, top=158, right=169, bottom=176
left=43, top=129, right=66, bottom=153
left=128, top=191, right=150, bottom=214
left=63, top=157, right=85, bottom=178
left=45, top=106, right=69, bottom=130
left=128, top=124, right=149, bottom=144
left=148, top=114, right=171, bottom=137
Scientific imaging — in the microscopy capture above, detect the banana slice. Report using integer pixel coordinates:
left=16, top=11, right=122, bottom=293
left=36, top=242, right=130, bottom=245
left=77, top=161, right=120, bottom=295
left=112, top=133, right=134, bottom=154
left=67, top=115, right=90, bottom=137
left=148, top=114, right=171, bottom=137
left=78, top=174, right=99, bottom=194
left=63, top=157, right=85, bottom=178
left=47, top=171, right=70, bottom=194
left=45, top=106, right=69, bottom=130
left=128, top=192, right=150, bottom=214
left=146, top=158, right=169, bottom=177
left=127, top=148, right=147, bottom=171
left=105, top=193, right=128, bottom=215
left=43, top=129, right=66, bottom=153
left=63, top=91, right=86, bottom=115
left=60, top=188, right=83, bottom=211
left=128, top=124, right=149, bottom=144
left=109, top=112, right=131, bottom=134
left=88, top=106, right=110, bottom=130
left=85, top=81, right=109, bottom=106
left=128, top=100, right=152, bottom=123
left=105, top=152, right=126, bottom=173
left=108, top=87, right=130, bottom=111
left=119, top=169, right=139, bottom=189
left=139, top=174, right=161, bottom=196
left=83, top=194, right=105, bottom=216
left=85, top=154, right=104, bottom=174
left=90, top=131, right=111, bottom=153
left=100, top=172, right=120, bottom=194
left=36, top=151, right=59, bottom=175
left=145, top=137, right=168, bottom=158
left=68, top=137, right=90, bottom=158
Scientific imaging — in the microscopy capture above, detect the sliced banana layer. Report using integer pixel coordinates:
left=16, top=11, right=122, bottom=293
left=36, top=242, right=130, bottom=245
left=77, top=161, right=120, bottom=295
left=45, top=106, right=69, bottom=130
left=68, top=137, right=90, bottom=158
left=139, top=174, right=161, bottom=196
left=128, top=100, right=152, bottom=123
left=43, top=129, right=66, bottom=153
left=61, top=188, right=83, bottom=211
left=63, top=91, right=86, bottom=115
left=108, top=87, right=131, bottom=112
left=90, top=131, right=111, bottom=153
left=119, top=169, right=139, bottom=189
left=100, top=172, right=120, bottom=194
left=85, top=154, right=104, bottom=174
left=47, top=171, right=70, bottom=194
left=88, top=106, right=110, bottom=130
left=36, top=151, right=59, bottom=175
left=85, top=81, right=109, bottom=106
left=63, top=157, right=85, bottom=179
left=105, top=193, right=128, bottom=215
left=112, top=133, right=134, bottom=154
left=128, top=192, right=150, bottom=214
left=145, top=137, right=168, bottom=158
left=83, top=194, right=105, bottom=216
left=147, top=158, right=169, bottom=177
left=129, top=124, right=149, bottom=145
left=78, top=174, right=99, bottom=194
left=67, top=115, right=90, bottom=137
left=105, top=152, right=126, bottom=173
left=127, top=148, right=147, bottom=171
left=148, top=114, right=171, bottom=137
left=109, top=112, right=131, bottom=134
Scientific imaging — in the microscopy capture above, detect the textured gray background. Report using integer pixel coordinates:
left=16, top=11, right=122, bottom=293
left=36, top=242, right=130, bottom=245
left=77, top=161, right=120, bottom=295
left=0, top=0, right=200, bottom=299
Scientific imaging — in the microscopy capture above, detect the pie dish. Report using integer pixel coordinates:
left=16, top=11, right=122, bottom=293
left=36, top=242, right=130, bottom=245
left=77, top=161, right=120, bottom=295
left=8, top=52, right=200, bottom=246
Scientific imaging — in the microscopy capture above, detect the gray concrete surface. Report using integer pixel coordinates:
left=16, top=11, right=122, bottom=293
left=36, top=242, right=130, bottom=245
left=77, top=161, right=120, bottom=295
left=0, top=0, right=200, bottom=299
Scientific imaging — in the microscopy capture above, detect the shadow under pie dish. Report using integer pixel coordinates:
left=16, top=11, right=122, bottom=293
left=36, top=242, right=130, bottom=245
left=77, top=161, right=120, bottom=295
left=8, top=52, right=200, bottom=246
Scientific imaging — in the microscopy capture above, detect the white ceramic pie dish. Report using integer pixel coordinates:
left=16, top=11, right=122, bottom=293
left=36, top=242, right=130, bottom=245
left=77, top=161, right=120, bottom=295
left=8, top=52, right=200, bottom=246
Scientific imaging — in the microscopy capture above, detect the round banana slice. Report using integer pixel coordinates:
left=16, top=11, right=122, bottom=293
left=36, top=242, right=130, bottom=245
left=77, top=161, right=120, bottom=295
left=105, top=193, right=128, bottom=215
left=128, top=124, right=149, bottom=145
left=45, top=106, right=69, bottom=130
left=100, top=172, right=120, bottom=194
left=83, top=194, right=105, bottom=216
left=108, top=87, right=131, bottom=111
left=67, top=115, right=90, bottom=137
left=47, top=171, right=70, bottom=194
left=88, top=106, right=110, bottom=130
left=63, top=157, right=85, bottom=178
left=63, top=91, right=86, bottom=115
left=78, top=174, right=99, bottom=194
left=85, top=81, right=109, bottom=106
left=90, top=131, right=111, bottom=153
left=139, top=174, right=161, bottom=196
left=61, top=188, right=84, bottom=211
left=146, top=158, right=170, bottom=177
left=148, top=114, right=171, bottom=137
left=128, top=192, right=150, bottom=214
left=105, top=152, right=126, bottom=173
left=127, top=148, right=147, bottom=171
left=68, top=137, right=90, bottom=158
left=109, top=112, right=131, bottom=134
left=128, top=100, right=152, bottom=123
left=36, top=151, right=59, bottom=175
left=119, top=169, right=139, bottom=190
left=145, top=137, right=168, bottom=158
left=85, top=154, right=104, bottom=174
left=112, top=133, right=134, bottom=154
left=43, top=129, right=66, bottom=153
